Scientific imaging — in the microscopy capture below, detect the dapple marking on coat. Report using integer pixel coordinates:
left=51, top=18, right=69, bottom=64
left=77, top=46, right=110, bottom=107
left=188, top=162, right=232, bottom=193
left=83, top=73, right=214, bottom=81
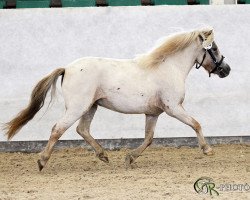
left=3, top=27, right=231, bottom=171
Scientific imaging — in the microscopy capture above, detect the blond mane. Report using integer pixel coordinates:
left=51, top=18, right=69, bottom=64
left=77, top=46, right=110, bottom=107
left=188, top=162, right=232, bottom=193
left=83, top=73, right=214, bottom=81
left=137, top=30, right=202, bottom=68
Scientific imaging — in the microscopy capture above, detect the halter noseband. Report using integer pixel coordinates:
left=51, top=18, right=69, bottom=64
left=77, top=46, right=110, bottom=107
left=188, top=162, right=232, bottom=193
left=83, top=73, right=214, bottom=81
left=195, top=43, right=225, bottom=77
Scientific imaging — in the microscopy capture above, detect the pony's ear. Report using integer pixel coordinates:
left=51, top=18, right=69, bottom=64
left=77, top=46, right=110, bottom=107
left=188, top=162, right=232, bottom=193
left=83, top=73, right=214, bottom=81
left=199, top=28, right=214, bottom=40
left=199, top=28, right=214, bottom=48
left=203, top=29, right=213, bottom=37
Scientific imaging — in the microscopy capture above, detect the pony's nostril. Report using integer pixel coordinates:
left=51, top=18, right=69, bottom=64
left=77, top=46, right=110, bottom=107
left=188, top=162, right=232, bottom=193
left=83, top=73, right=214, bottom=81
left=224, top=64, right=231, bottom=73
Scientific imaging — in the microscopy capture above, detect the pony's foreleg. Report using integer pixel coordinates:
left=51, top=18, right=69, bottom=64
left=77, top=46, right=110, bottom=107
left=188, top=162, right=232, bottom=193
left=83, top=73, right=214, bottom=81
left=76, top=105, right=109, bottom=163
left=37, top=109, right=89, bottom=171
left=166, top=105, right=214, bottom=155
left=125, top=115, right=159, bottom=167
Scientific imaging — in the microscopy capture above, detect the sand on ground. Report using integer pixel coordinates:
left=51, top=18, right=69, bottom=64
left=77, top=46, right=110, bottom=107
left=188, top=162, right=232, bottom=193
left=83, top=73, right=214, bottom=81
left=0, top=144, right=249, bottom=200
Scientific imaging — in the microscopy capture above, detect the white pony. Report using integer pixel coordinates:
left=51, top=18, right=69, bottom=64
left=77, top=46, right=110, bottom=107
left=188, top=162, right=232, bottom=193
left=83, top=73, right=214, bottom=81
left=4, top=27, right=231, bottom=171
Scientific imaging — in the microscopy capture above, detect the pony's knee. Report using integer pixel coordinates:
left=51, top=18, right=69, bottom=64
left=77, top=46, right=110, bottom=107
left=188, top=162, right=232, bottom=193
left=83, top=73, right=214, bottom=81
left=191, top=119, right=201, bottom=132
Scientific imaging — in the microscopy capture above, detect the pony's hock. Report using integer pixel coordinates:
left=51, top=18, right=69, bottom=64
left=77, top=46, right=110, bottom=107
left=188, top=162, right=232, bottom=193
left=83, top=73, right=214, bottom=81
left=3, top=27, right=231, bottom=171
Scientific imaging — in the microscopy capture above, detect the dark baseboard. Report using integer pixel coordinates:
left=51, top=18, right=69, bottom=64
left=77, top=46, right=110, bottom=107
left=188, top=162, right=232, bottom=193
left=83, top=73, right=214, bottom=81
left=0, top=136, right=249, bottom=153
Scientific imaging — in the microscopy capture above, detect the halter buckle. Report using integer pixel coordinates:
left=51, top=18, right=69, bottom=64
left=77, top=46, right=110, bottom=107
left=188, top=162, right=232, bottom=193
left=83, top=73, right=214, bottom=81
left=203, top=43, right=212, bottom=50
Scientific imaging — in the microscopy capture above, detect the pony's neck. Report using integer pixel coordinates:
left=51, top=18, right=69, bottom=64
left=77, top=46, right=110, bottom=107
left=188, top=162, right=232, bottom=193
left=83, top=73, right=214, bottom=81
left=158, top=41, right=200, bottom=80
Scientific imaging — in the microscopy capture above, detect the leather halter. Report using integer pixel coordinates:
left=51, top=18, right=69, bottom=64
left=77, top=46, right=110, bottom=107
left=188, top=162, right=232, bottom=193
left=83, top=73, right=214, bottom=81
left=196, top=43, right=225, bottom=77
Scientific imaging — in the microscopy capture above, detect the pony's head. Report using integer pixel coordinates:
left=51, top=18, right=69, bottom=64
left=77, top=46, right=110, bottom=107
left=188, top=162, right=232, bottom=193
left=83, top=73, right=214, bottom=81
left=195, top=28, right=231, bottom=78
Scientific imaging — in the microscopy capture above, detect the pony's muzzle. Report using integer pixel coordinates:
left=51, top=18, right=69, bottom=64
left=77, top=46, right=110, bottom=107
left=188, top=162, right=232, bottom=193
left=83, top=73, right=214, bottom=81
left=218, top=64, right=231, bottom=78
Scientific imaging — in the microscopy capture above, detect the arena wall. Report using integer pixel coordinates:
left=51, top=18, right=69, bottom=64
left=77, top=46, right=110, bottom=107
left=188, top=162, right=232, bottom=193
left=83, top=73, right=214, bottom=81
left=0, top=5, right=249, bottom=144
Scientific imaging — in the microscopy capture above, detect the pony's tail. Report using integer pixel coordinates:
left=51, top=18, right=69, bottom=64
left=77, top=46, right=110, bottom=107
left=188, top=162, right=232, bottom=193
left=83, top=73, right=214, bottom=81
left=3, top=68, right=65, bottom=140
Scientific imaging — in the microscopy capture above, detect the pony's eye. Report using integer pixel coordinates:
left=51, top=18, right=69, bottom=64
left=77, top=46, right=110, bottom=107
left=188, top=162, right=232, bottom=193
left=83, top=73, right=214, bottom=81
left=212, top=48, right=217, bottom=51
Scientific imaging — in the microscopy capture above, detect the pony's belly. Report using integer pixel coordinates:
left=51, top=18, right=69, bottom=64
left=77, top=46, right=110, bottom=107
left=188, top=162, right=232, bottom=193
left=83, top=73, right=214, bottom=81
left=95, top=98, right=162, bottom=115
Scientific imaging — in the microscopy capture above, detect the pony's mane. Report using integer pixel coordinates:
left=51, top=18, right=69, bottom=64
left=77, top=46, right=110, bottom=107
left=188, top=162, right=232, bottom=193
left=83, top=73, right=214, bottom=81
left=137, top=30, right=201, bottom=68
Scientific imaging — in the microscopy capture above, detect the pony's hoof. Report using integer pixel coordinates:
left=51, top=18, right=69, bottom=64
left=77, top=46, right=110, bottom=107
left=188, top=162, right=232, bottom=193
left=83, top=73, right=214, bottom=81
left=37, top=159, right=44, bottom=171
left=125, top=153, right=138, bottom=168
left=125, top=154, right=133, bottom=165
left=204, top=149, right=215, bottom=156
left=125, top=155, right=133, bottom=169
left=97, top=151, right=109, bottom=163
left=203, top=146, right=215, bottom=156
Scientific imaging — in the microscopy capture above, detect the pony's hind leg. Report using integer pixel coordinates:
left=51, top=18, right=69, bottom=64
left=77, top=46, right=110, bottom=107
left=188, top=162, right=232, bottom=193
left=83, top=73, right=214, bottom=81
left=37, top=111, right=82, bottom=171
left=38, top=104, right=93, bottom=171
left=76, top=105, right=109, bottom=163
left=125, top=114, right=159, bottom=167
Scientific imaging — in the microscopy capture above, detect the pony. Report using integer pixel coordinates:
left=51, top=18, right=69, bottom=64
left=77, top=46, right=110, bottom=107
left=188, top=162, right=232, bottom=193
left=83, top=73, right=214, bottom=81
left=3, top=27, right=231, bottom=171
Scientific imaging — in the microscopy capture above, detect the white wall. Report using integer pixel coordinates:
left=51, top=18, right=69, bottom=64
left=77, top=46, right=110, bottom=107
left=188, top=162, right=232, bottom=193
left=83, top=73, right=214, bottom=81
left=0, top=5, right=249, bottom=141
